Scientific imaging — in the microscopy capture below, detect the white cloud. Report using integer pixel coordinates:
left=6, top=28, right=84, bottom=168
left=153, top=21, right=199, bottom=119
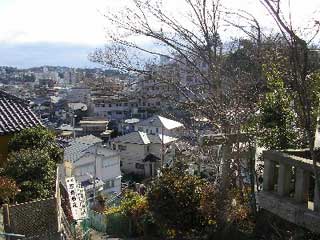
left=0, top=0, right=111, bottom=44
left=0, top=0, right=318, bottom=45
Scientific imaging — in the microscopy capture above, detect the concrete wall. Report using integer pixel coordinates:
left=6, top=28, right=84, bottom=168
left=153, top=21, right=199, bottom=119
left=3, top=198, right=61, bottom=239
left=117, top=143, right=146, bottom=175
left=259, top=191, right=320, bottom=234
left=72, top=147, right=121, bottom=193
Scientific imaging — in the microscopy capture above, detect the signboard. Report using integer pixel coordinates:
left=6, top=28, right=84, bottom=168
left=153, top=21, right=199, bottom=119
left=65, top=177, right=87, bottom=220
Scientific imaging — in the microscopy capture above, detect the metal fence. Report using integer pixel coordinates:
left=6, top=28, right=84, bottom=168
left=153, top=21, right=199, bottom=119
left=88, top=210, right=132, bottom=237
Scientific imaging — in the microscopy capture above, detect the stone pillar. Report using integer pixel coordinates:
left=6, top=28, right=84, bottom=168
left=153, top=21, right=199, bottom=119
left=2, top=204, right=11, bottom=237
left=294, top=168, right=310, bottom=203
left=278, top=163, right=292, bottom=196
left=263, top=159, right=275, bottom=191
left=314, top=182, right=320, bottom=211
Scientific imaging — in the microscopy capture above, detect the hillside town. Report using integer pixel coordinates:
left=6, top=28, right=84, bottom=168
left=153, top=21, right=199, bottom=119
left=1, top=0, right=320, bottom=240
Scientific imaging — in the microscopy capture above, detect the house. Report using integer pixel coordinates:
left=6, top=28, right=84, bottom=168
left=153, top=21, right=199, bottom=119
left=92, top=95, right=131, bottom=121
left=79, top=117, right=109, bottom=137
left=112, top=131, right=177, bottom=177
left=64, top=135, right=121, bottom=195
left=0, top=90, right=42, bottom=165
left=118, top=118, right=140, bottom=134
left=133, top=115, right=184, bottom=137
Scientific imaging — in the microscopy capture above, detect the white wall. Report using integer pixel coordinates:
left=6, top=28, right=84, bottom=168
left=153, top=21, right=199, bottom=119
left=72, top=146, right=121, bottom=193
left=114, top=141, right=175, bottom=176
left=115, top=143, right=146, bottom=175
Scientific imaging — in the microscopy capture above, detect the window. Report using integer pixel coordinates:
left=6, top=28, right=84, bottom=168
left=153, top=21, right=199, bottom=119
left=118, top=145, right=127, bottom=151
left=113, top=144, right=116, bottom=150
left=147, top=146, right=150, bottom=152
left=156, top=128, right=159, bottom=133
left=109, top=104, right=112, bottom=107
left=135, top=163, right=145, bottom=169
left=105, top=181, right=110, bottom=189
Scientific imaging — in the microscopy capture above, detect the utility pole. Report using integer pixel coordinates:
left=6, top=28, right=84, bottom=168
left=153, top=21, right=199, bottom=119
left=72, top=113, right=77, bottom=140
left=161, top=125, right=164, bottom=168
left=92, top=143, right=98, bottom=206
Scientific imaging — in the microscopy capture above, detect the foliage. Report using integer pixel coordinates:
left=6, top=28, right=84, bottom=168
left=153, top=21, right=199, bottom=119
left=147, top=168, right=209, bottom=238
left=105, top=190, right=150, bottom=236
left=0, top=176, right=19, bottom=204
left=257, top=65, right=301, bottom=150
left=121, top=172, right=145, bottom=184
left=8, top=126, right=63, bottom=163
left=2, top=149, right=56, bottom=203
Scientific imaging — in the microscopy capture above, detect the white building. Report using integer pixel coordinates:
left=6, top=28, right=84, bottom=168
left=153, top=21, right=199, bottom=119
left=134, top=115, right=184, bottom=137
left=111, top=131, right=177, bottom=177
left=92, top=95, right=132, bottom=120
left=64, top=135, right=121, bottom=194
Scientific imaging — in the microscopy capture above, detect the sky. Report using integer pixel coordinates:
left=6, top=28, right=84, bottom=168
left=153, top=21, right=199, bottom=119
left=0, top=0, right=319, bottom=68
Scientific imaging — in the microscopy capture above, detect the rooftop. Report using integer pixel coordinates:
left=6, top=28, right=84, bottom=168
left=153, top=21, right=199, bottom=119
left=79, top=120, right=108, bottom=125
left=64, top=135, right=103, bottom=162
left=112, top=131, right=177, bottom=145
left=0, top=90, right=42, bottom=136
left=137, top=115, right=183, bottom=130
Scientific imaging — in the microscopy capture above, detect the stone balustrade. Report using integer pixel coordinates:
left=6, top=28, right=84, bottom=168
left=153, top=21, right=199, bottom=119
left=259, top=150, right=320, bottom=233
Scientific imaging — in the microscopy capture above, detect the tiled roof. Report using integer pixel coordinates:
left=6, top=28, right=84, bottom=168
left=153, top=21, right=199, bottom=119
left=0, top=90, right=42, bottom=136
left=64, top=135, right=103, bottom=162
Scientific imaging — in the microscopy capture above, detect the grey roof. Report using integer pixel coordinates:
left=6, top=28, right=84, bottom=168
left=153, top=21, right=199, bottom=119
left=64, top=135, right=103, bottom=162
left=112, top=131, right=150, bottom=145
left=112, top=131, right=177, bottom=145
left=0, top=90, right=42, bottom=136
left=137, top=115, right=183, bottom=130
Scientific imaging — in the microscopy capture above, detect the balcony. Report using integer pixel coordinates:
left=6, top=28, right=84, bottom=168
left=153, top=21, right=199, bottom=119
left=259, top=150, right=320, bottom=233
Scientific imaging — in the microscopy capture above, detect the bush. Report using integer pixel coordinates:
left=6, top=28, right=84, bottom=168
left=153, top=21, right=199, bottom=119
left=9, top=127, right=63, bottom=163
left=3, top=149, right=56, bottom=203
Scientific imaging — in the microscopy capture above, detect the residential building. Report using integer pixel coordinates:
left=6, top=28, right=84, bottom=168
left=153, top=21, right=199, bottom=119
left=66, top=87, right=91, bottom=104
left=0, top=90, right=42, bottom=165
left=91, top=95, right=132, bottom=121
left=64, top=135, right=121, bottom=194
left=133, top=115, right=184, bottom=137
left=79, top=117, right=108, bottom=137
left=118, top=118, right=140, bottom=134
left=112, top=131, right=177, bottom=177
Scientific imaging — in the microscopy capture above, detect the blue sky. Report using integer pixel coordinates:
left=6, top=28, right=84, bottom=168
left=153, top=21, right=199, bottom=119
left=0, top=0, right=318, bottom=68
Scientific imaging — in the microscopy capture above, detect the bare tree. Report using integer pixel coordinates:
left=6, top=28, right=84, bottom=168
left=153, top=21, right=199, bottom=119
left=90, top=0, right=265, bottom=224
left=259, top=0, right=320, bottom=196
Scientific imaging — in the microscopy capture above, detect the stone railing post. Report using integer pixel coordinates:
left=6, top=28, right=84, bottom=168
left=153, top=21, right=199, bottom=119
left=294, top=168, right=310, bottom=203
left=2, top=204, right=11, bottom=235
left=278, top=163, right=292, bottom=196
left=263, top=158, right=275, bottom=191
left=314, top=182, right=320, bottom=212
